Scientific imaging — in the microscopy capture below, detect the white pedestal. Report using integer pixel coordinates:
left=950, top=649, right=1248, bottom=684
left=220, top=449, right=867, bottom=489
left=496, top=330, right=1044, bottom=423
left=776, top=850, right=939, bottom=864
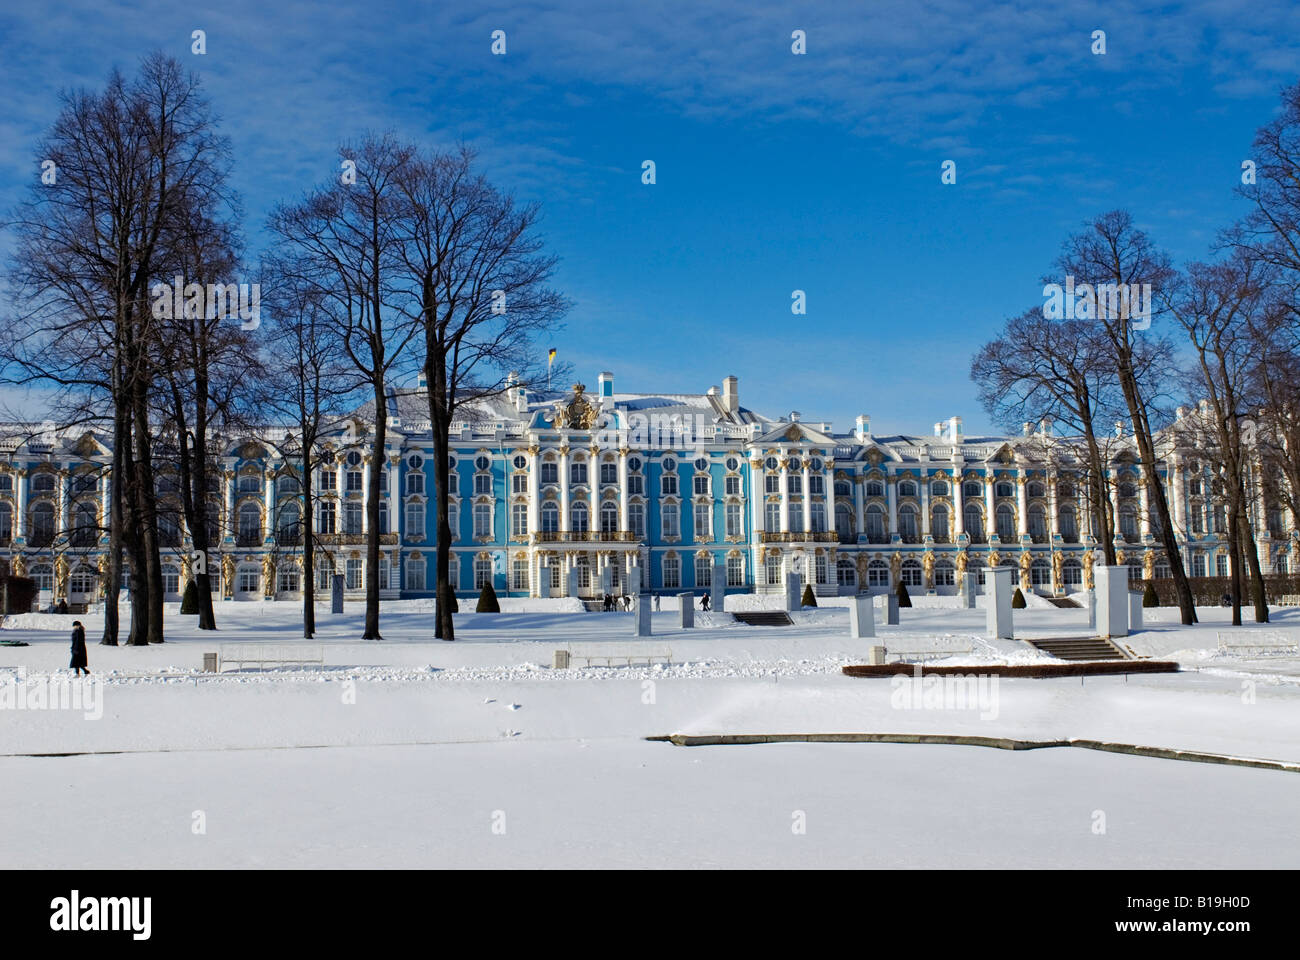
left=985, top=567, right=1014, bottom=639
left=1094, top=565, right=1130, bottom=638
left=849, top=596, right=875, bottom=638
left=679, top=593, right=694, bottom=628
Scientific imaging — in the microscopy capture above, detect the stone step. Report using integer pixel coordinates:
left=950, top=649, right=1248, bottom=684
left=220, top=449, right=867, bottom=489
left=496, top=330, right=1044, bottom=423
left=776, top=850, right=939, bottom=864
left=1028, top=636, right=1128, bottom=661
left=733, top=611, right=795, bottom=627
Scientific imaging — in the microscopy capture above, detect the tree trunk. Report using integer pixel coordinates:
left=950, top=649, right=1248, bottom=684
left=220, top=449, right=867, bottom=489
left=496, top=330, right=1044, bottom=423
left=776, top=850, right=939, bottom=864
left=363, top=381, right=385, bottom=640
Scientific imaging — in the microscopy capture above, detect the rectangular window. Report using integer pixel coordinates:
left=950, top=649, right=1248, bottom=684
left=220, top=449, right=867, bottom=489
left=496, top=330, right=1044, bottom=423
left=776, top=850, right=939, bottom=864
left=662, top=555, right=680, bottom=589
left=346, top=470, right=363, bottom=492
left=346, top=557, right=363, bottom=590
left=810, top=475, right=824, bottom=495
left=600, top=463, right=617, bottom=484
left=662, top=504, right=679, bottom=538
left=662, top=475, right=678, bottom=496
left=321, top=471, right=336, bottom=491
left=475, top=474, right=492, bottom=495
left=512, top=474, right=528, bottom=494
left=693, top=474, right=709, bottom=496
left=627, top=475, right=643, bottom=495
left=765, top=474, right=780, bottom=494
left=725, top=476, right=741, bottom=496
left=474, top=503, right=492, bottom=538
left=694, top=503, right=710, bottom=539
left=541, top=462, right=558, bottom=484
left=405, top=558, right=426, bottom=591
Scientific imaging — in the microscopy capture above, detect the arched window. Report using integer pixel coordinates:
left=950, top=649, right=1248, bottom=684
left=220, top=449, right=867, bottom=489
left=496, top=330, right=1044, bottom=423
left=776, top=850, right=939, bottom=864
left=727, top=553, right=744, bottom=586
left=865, top=505, right=886, bottom=543
left=474, top=556, right=492, bottom=589
left=1063, top=558, right=1082, bottom=586
left=1121, top=507, right=1139, bottom=541
left=964, top=504, right=985, bottom=543
left=865, top=479, right=884, bottom=498
left=867, top=559, right=890, bottom=587
left=30, top=502, right=55, bottom=547
left=663, top=554, right=681, bottom=589
left=995, top=504, right=1015, bottom=541
left=995, top=481, right=1014, bottom=498
left=319, top=500, right=336, bottom=534
left=0, top=502, right=11, bottom=543
left=931, top=505, right=949, bottom=543
left=571, top=501, right=589, bottom=533
left=1028, top=504, right=1047, bottom=543
left=897, top=479, right=917, bottom=498
left=405, top=501, right=425, bottom=537
left=934, top=560, right=955, bottom=586
left=898, top=504, right=918, bottom=543
left=1031, top=557, right=1051, bottom=587
left=278, top=503, right=302, bottom=545
left=765, top=501, right=781, bottom=533
left=962, top=480, right=982, bottom=499
left=237, top=503, right=261, bottom=545
left=836, top=556, right=857, bottom=587
left=835, top=504, right=854, bottom=543
left=810, top=502, right=827, bottom=533
left=930, top=480, right=949, bottom=497
left=660, top=503, right=679, bottom=538
left=541, top=501, right=559, bottom=533
left=73, top=502, right=99, bottom=547
left=695, top=554, right=712, bottom=587
left=601, top=502, right=619, bottom=534
left=765, top=552, right=782, bottom=585
left=473, top=503, right=492, bottom=538
left=901, top=559, right=923, bottom=587
left=629, top=503, right=646, bottom=539
left=1059, top=505, right=1078, bottom=543
left=511, top=503, right=528, bottom=538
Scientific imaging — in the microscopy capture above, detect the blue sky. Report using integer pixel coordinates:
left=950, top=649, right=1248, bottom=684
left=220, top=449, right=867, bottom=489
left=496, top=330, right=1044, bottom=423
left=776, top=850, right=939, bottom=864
left=1, top=0, right=1297, bottom=434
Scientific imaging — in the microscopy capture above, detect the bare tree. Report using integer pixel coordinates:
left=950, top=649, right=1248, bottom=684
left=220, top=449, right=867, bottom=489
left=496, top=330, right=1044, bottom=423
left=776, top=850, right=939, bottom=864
left=1163, top=252, right=1273, bottom=623
left=267, top=134, right=419, bottom=639
left=3, top=53, right=232, bottom=644
left=1053, top=211, right=1197, bottom=624
left=397, top=146, right=569, bottom=641
left=971, top=307, right=1126, bottom=564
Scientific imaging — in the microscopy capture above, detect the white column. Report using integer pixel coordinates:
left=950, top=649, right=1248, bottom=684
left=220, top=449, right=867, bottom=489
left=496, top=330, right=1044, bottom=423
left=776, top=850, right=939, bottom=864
left=823, top=461, right=833, bottom=532
left=588, top=449, right=598, bottom=539
left=751, top=456, right=765, bottom=534
left=222, top=462, right=236, bottom=540
left=1048, top=475, right=1060, bottom=539
left=886, top=473, right=897, bottom=538
left=985, top=472, right=996, bottom=539
left=360, top=456, right=372, bottom=535
left=801, top=462, right=812, bottom=535
left=388, top=455, right=401, bottom=538
left=15, top=468, right=27, bottom=540
left=952, top=465, right=964, bottom=537
left=100, top=468, right=111, bottom=537
left=853, top=472, right=865, bottom=536
left=1139, top=477, right=1151, bottom=538
left=265, top=467, right=277, bottom=540
left=527, top=447, right=540, bottom=534
left=1016, top=476, right=1028, bottom=539
left=920, top=475, right=931, bottom=538
left=779, top=458, right=790, bottom=533
left=617, top=448, right=629, bottom=531
left=558, top=444, right=570, bottom=532
left=1109, top=471, right=1121, bottom=541
left=58, top=469, right=70, bottom=532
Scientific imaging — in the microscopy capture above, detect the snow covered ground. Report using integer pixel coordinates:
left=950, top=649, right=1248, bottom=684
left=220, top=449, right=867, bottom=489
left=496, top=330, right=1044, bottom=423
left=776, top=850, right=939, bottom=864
left=2, top=600, right=1299, bottom=868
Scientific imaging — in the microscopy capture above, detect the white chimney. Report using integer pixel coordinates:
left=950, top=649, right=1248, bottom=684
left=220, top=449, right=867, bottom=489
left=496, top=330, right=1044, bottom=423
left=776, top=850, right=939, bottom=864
left=790, top=410, right=801, bottom=422
left=1039, top=415, right=1053, bottom=436
left=934, top=422, right=944, bottom=438
left=1115, top=420, right=1125, bottom=438
left=722, top=375, right=739, bottom=415
left=597, top=371, right=615, bottom=411
left=855, top=414, right=870, bottom=441
left=948, top=416, right=963, bottom=442
left=1023, top=422, right=1033, bottom=437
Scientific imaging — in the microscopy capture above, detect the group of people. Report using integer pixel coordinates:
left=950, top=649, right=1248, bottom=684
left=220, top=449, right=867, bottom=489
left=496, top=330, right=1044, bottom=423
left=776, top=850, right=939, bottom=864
left=599, top=593, right=711, bottom=611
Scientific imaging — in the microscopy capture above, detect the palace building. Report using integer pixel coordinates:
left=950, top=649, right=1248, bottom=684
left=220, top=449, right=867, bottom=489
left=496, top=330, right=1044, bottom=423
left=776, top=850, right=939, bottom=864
left=0, top=372, right=1293, bottom=606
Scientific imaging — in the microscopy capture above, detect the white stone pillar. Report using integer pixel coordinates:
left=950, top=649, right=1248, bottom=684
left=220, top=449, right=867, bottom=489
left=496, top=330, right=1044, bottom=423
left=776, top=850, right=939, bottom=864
left=952, top=465, right=964, bottom=537
left=920, top=476, right=931, bottom=538
left=853, top=472, right=865, bottom=536
left=1109, top=471, right=1121, bottom=541
left=265, top=467, right=277, bottom=539
left=886, top=474, right=897, bottom=538
left=1139, top=477, right=1151, bottom=538
left=617, top=448, right=629, bottom=532
left=558, top=444, right=570, bottom=532
left=779, top=458, right=790, bottom=533
left=58, top=469, right=70, bottom=532
left=588, top=449, right=599, bottom=539
left=360, top=456, right=371, bottom=534
left=15, top=468, right=27, bottom=540
left=985, top=473, right=996, bottom=539
left=388, top=455, right=401, bottom=538
left=802, top=462, right=812, bottom=535
left=1016, top=476, right=1028, bottom=539
left=822, top=460, right=833, bottom=534
left=1048, top=475, right=1060, bottom=539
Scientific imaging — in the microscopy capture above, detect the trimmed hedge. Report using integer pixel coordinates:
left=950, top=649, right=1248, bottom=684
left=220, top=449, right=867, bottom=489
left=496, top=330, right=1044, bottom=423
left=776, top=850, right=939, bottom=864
left=476, top=581, right=501, bottom=613
left=180, top=579, right=199, bottom=614
left=895, top=579, right=911, bottom=607
left=801, top=584, right=817, bottom=608
left=1142, top=581, right=1159, bottom=608
left=1142, top=574, right=1297, bottom=607
left=1, top=576, right=37, bottom=614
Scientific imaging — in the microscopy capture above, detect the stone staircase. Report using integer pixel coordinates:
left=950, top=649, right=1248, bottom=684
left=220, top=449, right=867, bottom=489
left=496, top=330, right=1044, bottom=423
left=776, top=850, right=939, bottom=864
left=732, top=611, right=795, bottom=627
left=1044, top=596, right=1082, bottom=609
left=1027, top=636, right=1129, bottom=661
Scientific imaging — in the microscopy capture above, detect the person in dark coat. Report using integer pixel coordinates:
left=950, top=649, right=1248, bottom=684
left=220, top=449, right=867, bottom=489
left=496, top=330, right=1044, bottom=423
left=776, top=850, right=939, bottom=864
left=701, top=593, right=711, bottom=612
left=69, top=620, right=89, bottom=676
